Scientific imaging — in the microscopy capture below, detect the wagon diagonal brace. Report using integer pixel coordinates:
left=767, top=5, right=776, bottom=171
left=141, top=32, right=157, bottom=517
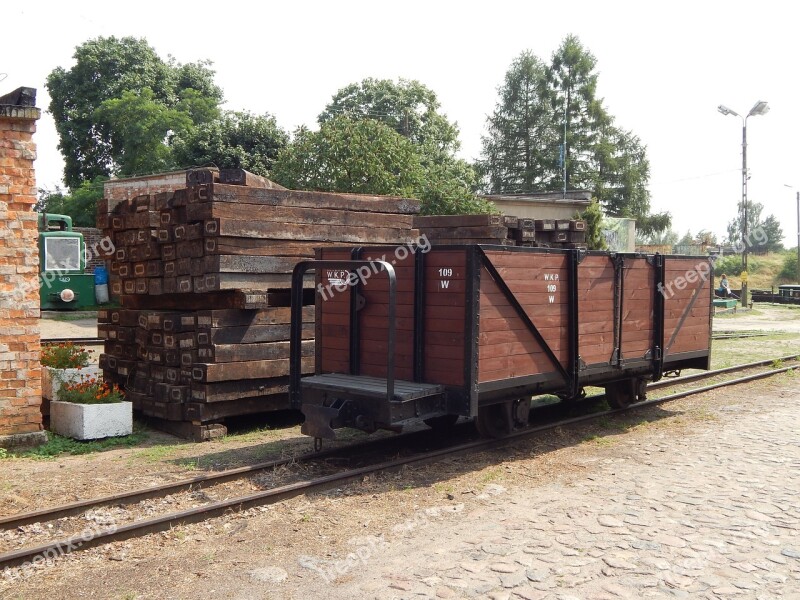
left=476, top=247, right=572, bottom=390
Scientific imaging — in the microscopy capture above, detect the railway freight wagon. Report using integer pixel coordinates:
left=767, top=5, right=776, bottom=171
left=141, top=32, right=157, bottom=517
left=289, top=245, right=712, bottom=439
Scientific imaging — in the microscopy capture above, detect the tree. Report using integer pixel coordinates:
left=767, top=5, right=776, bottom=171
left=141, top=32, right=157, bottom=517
left=36, top=178, right=105, bottom=227
left=479, top=51, right=555, bottom=193
left=694, top=230, right=718, bottom=246
left=548, top=35, right=608, bottom=193
left=272, top=116, right=424, bottom=197
left=317, top=78, right=489, bottom=214
left=172, top=111, right=288, bottom=176
left=479, top=37, right=670, bottom=233
left=319, top=78, right=459, bottom=154
left=757, top=215, right=784, bottom=253
left=677, top=230, right=694, bottom=247
left=636, top=228, right=679, bottom=246
left=47, top=36, right=223, bottom=188
left=779, top=253, right=798, bottom=281
left=94, top=88, right=193, bottom=177
left=726, top=201, right=766, bottom=248
left=576, top=199, right=606, bottom=250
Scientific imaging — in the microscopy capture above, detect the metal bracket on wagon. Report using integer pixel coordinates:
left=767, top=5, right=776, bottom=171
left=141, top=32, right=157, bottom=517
left=301, top=404, right=342, bottom=440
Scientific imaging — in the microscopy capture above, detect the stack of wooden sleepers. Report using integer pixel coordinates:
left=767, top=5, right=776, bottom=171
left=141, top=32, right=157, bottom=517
left=414, top=214, right=587, bottom=248
left=97, top=168, right=421, bottom=439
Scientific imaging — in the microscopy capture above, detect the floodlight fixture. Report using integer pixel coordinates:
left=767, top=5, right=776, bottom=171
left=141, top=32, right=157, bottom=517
left=748, top=101, right=769, bottom=117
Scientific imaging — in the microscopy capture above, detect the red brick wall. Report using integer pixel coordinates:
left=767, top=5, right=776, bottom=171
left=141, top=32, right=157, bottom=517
left=0, top=100, right=42, bottom=438
left=74, top=227, right=106, bottom=272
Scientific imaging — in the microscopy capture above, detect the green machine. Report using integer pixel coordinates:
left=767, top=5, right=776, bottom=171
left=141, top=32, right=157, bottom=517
left=38, top=213, right=95, bottom=310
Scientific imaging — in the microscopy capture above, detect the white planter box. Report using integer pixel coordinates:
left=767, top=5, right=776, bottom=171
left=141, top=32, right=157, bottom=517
left=50, top=401, right=133, bottom=440
left=42, top=366, right=102, bottom=402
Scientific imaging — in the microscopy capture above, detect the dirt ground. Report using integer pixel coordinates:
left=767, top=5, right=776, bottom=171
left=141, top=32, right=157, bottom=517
left=713, top=303, right=800, bottom=333
left=0, top=305, right=796, bottom=598
left=39, top=311, right=98, bottom=340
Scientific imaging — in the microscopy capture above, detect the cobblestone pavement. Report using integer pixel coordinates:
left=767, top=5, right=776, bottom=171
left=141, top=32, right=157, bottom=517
left=287, top=395, right=800, bottom=600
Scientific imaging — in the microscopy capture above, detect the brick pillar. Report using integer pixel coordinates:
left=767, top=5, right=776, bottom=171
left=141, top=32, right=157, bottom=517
left=0, top=87, right=46, bottom=449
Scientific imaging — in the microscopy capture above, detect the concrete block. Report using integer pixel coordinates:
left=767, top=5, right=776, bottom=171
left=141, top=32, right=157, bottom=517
left=41, top=365, right=102, bottom=401
left=50, top=400, right=132, bottom=440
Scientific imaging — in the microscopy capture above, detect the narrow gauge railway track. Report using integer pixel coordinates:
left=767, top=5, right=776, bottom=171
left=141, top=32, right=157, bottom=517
left=711, top=332, right=769, bottom=340
left=1, top=354, right=798, bottom=570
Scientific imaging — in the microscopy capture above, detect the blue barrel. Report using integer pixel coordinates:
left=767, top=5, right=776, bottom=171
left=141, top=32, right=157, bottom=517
left=94, top=266, right=108, bottom=285
left=94, top=266, right=109, bottom=304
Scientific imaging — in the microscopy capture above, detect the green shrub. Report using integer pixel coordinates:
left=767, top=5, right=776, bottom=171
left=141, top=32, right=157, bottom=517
left=779, top=253, right=798, bottom=281
left=712, top=254, right=743, bottom=277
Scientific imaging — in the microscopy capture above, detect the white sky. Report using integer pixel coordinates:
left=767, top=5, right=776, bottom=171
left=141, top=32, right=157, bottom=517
left=3, top=0, right=799, bottom=244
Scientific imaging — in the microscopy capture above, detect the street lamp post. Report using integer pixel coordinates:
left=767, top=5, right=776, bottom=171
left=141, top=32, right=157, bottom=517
left=785, top=185, right=800, bottom=283
left=718, top=100, right=769, bottom=306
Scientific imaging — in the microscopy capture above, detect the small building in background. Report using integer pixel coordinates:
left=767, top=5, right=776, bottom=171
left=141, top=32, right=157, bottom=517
left=482, top=190, right=592, bottom=221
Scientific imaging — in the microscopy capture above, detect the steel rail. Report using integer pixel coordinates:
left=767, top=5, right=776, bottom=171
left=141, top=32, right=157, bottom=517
left=1, top=359, right=797, bottom=569
left=3, top=353, right=797, bottom=532
left=0, top=433, right=424, bottom=530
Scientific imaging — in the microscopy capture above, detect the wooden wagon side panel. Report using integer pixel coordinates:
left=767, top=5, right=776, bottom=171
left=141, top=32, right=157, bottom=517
left=318, top=248, right=353, bottom=374
left=663, top=256, right=712, bottom=358
left=576, top=255, right=615, bottom=366
left=423, top=249, right=467, bottom=387
left=357, top=247, right=416, bottom=381
left=478, top=250, right=569, bottom=383
left=620, top=257, right=656, bottom=361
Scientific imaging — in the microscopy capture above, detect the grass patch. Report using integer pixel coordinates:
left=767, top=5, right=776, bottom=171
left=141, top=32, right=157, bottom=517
left=131, top=444, right=180, bottom=463
left=218, top=425, right=283, bottom=444
left=481, top=468, right=502, bottom=483
left=41, top=311, right=98, bottom=322
left=10, top=429, right=148, bottom=459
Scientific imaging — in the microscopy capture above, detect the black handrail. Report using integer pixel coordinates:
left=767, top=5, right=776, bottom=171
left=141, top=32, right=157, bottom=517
left=290, top=259, right=397, bottom=407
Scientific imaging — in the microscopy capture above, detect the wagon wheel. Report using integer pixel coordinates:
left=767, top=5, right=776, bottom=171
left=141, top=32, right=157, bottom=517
left=475, top=403, right=512, bottom=438
left=475, top=398, right=529, bottom=438
left=557, top=387, right=586, bottom=404
left=605, top=379, right=635, bottom=409
left=423, top=414, right=459, bottom=431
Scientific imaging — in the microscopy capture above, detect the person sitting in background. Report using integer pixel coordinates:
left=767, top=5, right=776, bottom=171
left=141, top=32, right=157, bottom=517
left=716, top=274, right=736, bottom=298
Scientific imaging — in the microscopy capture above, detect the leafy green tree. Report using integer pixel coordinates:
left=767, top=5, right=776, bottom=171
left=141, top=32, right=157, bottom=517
left=694, top=230, right=718, bottom=246
left=757, top=214, right=784, bottom=252
left=576, top=199, right=606, bottom=250
left=677, top=230, right=694, bottom=247
left=36, top=178, right=106, bottom=227
left=636, top=227, right=679, bottom=246
left=94, top=88, right=193, bottom=177
left=317, top=78, right=489, bottom=214
left=172, top=111, right=288, bottom=176
left=479, top=51, right=555, bottom=193
left=548, top=35, right=608, bottom=192
left=272, top=116, right=424, bottom=197
left=479, top=37, right=670, bottom=233
left=779, top=252, right=798, bottom=281
left=46, top=36, right=222, bottom=188
left=319, top=78, right=459, bottom=153
left=725, top=201, right=779, bottom=250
